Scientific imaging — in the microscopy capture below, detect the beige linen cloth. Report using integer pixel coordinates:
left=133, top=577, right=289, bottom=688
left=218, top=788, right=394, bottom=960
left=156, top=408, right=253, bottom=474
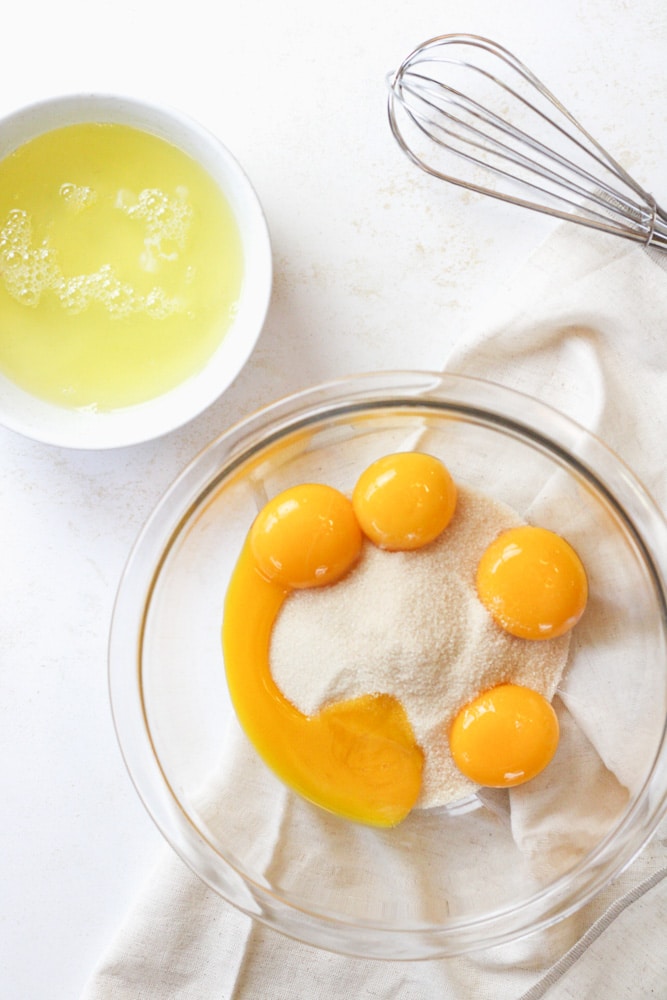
left=83, top=225, right=667, bottom=999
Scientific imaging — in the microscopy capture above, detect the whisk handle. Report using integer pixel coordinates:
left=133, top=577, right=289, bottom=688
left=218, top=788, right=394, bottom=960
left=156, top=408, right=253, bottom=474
left=647, top=201, right=667, bottom=253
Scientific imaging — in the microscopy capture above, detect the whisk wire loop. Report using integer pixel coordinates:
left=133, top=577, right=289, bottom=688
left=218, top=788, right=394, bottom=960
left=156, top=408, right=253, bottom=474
left=400, top=71, right=651, bottom=231
left=388, top=34, right=667, bottom=251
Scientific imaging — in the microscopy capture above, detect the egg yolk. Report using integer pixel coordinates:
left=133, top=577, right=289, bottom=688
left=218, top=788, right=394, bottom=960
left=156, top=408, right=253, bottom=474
left=352, top=452, right=457, bottom=551
left=449, top=683, right=559, bottom=787
left=476, top=525, right=588, bottom=640
left=224, top=502, right=423, bottom=828
left=249, top=483, right=362, bottom=589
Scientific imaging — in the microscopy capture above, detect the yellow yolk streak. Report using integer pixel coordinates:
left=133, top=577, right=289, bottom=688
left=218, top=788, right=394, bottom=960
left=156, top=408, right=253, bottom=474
left=222, top=539, right=424, bottom=827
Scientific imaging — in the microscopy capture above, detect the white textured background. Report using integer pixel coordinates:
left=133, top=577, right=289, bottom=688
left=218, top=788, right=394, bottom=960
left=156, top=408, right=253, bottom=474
left=2, top=2, right=667, bottom=996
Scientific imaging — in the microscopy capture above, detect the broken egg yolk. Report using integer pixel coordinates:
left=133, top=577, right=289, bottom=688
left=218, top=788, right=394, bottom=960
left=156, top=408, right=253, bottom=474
left=249, top=482, right=362, bottom=588
left=449, top=683, right=559, bottom=787
left=476, top=525, right=588, bottom=640
left=352, top=452, right=457, bottom=550
left=224, top=482, right=423, bottom=828
left=223, top=459, right=581, bottom=825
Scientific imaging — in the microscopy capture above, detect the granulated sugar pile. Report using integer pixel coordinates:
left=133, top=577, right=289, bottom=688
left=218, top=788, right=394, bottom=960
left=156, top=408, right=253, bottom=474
left=270, top=485, right=571, bottom=808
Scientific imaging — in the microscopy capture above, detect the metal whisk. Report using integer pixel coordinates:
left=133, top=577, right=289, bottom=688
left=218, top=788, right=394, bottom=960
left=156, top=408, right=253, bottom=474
left=387, top=33, right=667, bottom=251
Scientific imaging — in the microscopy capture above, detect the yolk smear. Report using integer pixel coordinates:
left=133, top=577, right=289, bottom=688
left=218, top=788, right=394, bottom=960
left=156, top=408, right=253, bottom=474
left=449, top=683, right=559, bottom=787
left=476, top=525, right=588, bottom=640
left=352, top=452, right=457, bottom=551
left=249, top=483, right=362, bottom=589
left=222, top=539, right=424, bottom=827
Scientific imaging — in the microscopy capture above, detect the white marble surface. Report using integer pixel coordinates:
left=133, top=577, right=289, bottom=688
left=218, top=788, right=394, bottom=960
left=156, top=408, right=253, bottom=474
left=2, top=2, right=666, bottom=996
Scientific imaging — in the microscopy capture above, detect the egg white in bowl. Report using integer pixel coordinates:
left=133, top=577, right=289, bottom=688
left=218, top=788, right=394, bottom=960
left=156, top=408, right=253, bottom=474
left=0, top=93, right=271, bottom=448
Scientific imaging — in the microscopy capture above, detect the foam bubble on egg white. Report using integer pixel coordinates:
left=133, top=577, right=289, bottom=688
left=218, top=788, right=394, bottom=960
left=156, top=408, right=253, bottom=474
left=0, top=208, right=186, bottom=319
left=0, top=209, right=60, bottom=307
left=59, top=183, right=97, bottom=212
left=118, top=186, right=193, bottom=271
left=57, top=264, right=186, bottom=319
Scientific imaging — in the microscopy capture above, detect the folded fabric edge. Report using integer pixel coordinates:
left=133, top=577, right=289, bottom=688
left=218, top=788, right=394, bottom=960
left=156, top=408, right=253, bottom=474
left=517, top=865, right=667, bottom=1000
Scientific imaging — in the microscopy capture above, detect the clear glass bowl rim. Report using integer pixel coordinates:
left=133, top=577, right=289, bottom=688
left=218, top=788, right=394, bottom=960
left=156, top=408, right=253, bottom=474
left=109, top=370, right=667, bottom=959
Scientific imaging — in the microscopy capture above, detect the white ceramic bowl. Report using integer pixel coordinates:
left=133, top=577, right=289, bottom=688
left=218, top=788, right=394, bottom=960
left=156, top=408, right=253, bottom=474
left=0, top=94, right=272, bottom=449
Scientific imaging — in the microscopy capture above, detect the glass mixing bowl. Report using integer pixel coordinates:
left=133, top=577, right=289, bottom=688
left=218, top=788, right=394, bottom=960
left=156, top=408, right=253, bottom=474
left=109, top=372, right=667, bottom=959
